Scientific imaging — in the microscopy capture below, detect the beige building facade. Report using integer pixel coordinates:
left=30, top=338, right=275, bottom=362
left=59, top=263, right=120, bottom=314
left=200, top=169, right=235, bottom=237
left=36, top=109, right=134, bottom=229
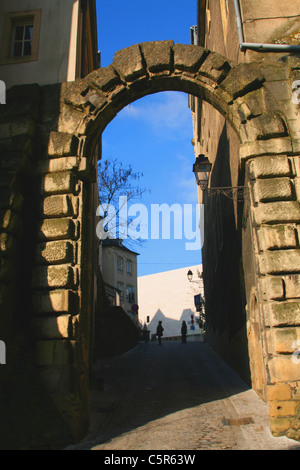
left=138, top=265, right=204, bottom=339
left=99, top=240, right=139, bottom=324
left=0, top=0, right=99, bottom=88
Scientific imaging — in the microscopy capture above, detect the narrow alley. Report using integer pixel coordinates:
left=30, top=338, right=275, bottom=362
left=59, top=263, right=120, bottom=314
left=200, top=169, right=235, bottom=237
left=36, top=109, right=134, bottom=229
left=66, top=340, right=300, bottom=451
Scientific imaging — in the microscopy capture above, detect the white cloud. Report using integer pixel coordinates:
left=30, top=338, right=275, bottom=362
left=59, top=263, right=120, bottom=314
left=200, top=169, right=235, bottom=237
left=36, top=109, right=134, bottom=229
left=120, top=91, right=193, bottom=140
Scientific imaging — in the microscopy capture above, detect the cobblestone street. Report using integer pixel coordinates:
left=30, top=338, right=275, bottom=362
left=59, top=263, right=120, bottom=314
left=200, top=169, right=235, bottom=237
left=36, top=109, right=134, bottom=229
left=67, top=339, right=300, bottom=451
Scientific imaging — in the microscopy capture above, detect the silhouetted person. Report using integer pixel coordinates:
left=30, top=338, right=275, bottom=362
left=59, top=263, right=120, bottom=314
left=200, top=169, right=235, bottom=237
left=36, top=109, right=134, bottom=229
left=143, top=324, right=149, bottom=343
left=156, top=321, right=164, bottom=345
left=181, top=321, right=187, bottom=343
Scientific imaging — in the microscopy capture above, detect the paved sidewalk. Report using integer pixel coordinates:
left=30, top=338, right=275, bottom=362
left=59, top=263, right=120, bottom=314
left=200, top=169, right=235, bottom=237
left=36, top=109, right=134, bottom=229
left=67, top=340, right=300, bottom=451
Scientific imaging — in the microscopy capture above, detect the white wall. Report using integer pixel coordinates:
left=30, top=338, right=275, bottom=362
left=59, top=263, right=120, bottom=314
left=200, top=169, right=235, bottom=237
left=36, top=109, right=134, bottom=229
left=138, top=265, right=203, bottom=338
left=0, top=0, right=79, bottom=87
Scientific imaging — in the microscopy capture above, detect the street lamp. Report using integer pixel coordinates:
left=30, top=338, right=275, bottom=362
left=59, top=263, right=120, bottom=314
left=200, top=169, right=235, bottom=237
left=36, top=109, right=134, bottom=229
left=192, top=154, right=247, bottom=201
left=192, top=154, right=212, bottom=190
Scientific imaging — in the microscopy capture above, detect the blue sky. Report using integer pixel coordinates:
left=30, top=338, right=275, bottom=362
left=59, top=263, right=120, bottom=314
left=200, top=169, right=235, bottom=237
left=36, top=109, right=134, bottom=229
left=96, top=1, right=201, bottom=277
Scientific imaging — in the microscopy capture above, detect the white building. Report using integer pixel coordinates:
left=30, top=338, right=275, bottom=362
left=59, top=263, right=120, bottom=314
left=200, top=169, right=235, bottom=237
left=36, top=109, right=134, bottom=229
left=0, top=0, right=99, bottom=88
left=138, top=265, right=204, bottom=339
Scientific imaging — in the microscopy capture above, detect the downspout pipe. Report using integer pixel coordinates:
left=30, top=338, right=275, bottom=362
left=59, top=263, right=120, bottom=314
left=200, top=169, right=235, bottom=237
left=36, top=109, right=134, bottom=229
left=233, top=0, right=300, bottom=53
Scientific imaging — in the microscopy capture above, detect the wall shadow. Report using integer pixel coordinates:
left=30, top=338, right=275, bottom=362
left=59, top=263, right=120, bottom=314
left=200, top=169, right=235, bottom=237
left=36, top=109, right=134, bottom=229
left=70, top=340, right=254, bottom=449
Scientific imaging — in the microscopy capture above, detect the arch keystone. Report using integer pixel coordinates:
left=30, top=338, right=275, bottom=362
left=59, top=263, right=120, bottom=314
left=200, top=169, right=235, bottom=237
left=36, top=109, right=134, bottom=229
left=140, top=40, right=174, bottom=74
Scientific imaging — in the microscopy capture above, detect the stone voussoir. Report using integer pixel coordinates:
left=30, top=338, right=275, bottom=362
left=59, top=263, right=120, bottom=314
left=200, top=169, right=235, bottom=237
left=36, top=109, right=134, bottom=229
left=220, top=62, right=265, bottom=100
left=140, top=40, right=174, bottom=74
left=113, top=44, right=146, bottom=82
left=87, top=64, right=123, bottom=92
left=173, top=43, right=208, bottom=74
left=197, top=51, right=233, bottom=85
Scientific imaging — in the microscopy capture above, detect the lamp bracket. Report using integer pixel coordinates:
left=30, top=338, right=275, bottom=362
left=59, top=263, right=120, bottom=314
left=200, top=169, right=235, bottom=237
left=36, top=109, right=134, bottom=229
left=202, top=185, right=248, bottom=201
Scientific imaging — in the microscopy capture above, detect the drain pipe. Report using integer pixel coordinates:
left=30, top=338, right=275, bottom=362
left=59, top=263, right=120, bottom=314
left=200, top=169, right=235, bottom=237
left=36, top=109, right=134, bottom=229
left=233, top=0, right=300, bottom=53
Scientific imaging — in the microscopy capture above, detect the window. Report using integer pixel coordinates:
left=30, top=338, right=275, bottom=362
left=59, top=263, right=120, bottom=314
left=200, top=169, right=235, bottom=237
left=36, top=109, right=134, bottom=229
left=126, top=260, right=132, bottom=275
left=0, top=10, right=41, bottom=65
left=11, top=23, right=34, bottom=58
left=126, top=286, right=135, bottom=304
left=117, top=257, right=123, bottom=272
left=117, top=282, right=124, bottom=301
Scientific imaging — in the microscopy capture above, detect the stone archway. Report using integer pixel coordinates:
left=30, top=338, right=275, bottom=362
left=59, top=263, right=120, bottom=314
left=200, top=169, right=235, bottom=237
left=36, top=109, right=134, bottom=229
left=1, top=40, right=300, bottom=445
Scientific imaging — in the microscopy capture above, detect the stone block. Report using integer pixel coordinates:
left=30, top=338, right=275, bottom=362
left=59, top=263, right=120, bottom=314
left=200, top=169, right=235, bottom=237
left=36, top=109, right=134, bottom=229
left=35, top=340, right=72, bottom=366
left=284, top=275, right=300, bottom=299
left=39, top=218, right=76, bottom=241
left=43, top=195, right=74, bottom=218
left=0, top=209, right=21, bottom=235
left=48, top=131, right=79, bottom=157
left=32, top=289, right=78, bottom=314
left=295, top=177, right=300, bottom=201
left=174, top=44, right=208, bottom=73
left=32, top=265, right=75, bottom=289
left=267, top=301, right=300, bottom=326
left=0, top=232, right=17, bottom=258
left=240, top=137, right=293, bottom=161
left=258, top=225, right=297, bottom=250
left=198, top=52, right=232, bottom=84
left=251, top=113, right=288, bottom=141
left=42, top=171, right=76, bottom=195
left=268, top=384, right=292, bottom=401
left=32, top=315, right=71, bottom=339
left=261, top=276, right=284, bottom=300
left=87, top=65, right=122, bottom=92
left=0, top=189, right=24, bottom=212
left=11, top=116, right=35, bottom=137
left=269, top=400, right=298, bottom=418
left=254, top=177, right=293, bottom=202
left=84, top=89, right=108, bottom=110
left=141, top=40, right=174, bottom=73
left=269, top=417, right=291, bottom=435
left=220, top=62, right=263, bottom=98
left=0, top=258, right=15, bottom=283
left=259, top=250, right=300, bottom=275
left=272, top=327, right=300, bottom=353
left=269, top=356, right=300, bottom=382
left=36, top=240, right=75, bottom=264
left=38, top=156, right=79, bottom=174
left=254, top=201, right=300, bottom=225
left=113, top=44, right=145, bottom=81
left=61, top=79, right=90, bottom=109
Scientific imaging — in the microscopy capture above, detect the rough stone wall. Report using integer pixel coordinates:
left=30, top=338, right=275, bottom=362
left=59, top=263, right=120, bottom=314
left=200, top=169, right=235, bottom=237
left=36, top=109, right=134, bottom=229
left=1, top=41, right=300, bottom=445
left=245, top=154, right=300, bottom=440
